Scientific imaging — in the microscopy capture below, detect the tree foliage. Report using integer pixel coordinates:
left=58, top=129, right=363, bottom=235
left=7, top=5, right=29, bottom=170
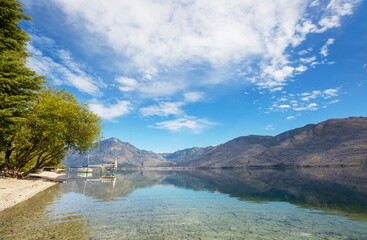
left=0, top=1, right=104, bottom=178
left=0, top=0, right=45, bottom=151
left=0, top=0, right=30, bottom=53
left=3, top=88, right=103, bottom=177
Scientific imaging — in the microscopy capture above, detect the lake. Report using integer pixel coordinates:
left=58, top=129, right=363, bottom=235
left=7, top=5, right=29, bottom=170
left=1, top=167, right=367, bottom=239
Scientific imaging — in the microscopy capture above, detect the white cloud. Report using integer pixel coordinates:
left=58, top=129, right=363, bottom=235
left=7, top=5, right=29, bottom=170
left=140, top=91, right=205, bottom=117
left=52, top=0, right=272, bottom=66
left=139, top=90, right=210, bottom=130
left=265, top=124, right=275, bottom=131
left=89, top=100, right=132, bottom=120
left=138, top=80, right=185, bottom=98
left=26, top=44, right=42, bottom=56
left=310, top=0, right=321, bottom=7
left=270, top=87, right=340, bottom=113
left=116, top=76, right=139, bottom=92
left=184, top=91, right=205, bottom=103
left=295, top=65, right=308, bottom=73
left=317, top=0, right=357, bottom=33
left=140, top=102, right=184, bottom=117
left=328, top=99, right=340, bottom=104
left=298, top=50, right=309, bottom=55
left=310, top=61, right=320, bottom=67
left=286, top=116, right=296, bottom=120
left=279, top=105, right=291, bottom=109
left=294, top=102, right=319, bottom=111
left=50, top=0, right=360, bottom=93
left=301, top=90, right=322, bottom=101
left=150, top=117, right=214, bottom=133
left=264, top=66, right=295, bottom=83
left=26, top=39, right=102, bottom=96
left=323, top=88, right=339, bottom=97
left=271, top=87, right=284, bottom=92
left=257, top=65, right=295, bottom=90
left=320, top=38, right=335, bottom=57
left=300, top=56, right=317, bottom=63
left=298, top=47, right=313, bottom=55
left=301, top=88, right=340, bottom=101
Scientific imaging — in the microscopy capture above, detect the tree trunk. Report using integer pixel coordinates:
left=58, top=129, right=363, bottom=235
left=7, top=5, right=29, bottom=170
left=12, top=169, right=19, bottom=178
left=22, top=166, right=39, bottom=178
left=3, top=167, right=11, bottom=177
left=3, top=141, right=15, bottom=177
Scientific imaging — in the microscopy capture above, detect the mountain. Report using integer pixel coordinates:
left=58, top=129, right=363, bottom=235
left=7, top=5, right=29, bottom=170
left=62, top=137, right=173, bottom=167
left=162, top=146, right=215, bottom=163
left=63, top=117, right=367, bottom=168
left=181, top=117, right=367, bottom=168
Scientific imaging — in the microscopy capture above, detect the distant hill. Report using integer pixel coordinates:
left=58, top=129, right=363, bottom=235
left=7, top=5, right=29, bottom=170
left=63, top=117, right=367, bottom=168
left=62, top=137, right=173, bottom=167
left=181, top=117, right=367, bottom=168
left=162, top=146, right=215, bottom=163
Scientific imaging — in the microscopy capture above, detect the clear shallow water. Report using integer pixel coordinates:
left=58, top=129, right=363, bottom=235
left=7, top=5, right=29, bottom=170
left=1, top=168, right=367, bottom=239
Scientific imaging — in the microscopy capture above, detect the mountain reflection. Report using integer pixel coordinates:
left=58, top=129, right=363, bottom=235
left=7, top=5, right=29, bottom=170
left=60, top=167, right=367, bottom=221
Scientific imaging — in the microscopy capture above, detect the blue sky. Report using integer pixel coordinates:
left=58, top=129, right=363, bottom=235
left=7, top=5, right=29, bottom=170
left=20, top=0, right=367, bottom=152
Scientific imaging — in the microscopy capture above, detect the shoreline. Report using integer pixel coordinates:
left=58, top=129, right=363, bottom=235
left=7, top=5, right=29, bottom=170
left=0, top=172, right=62, bottom=212
left=117, top=163, right=363, bottom=171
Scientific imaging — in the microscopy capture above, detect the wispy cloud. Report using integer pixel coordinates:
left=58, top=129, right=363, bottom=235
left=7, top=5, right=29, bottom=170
left=270, top=87, right=341, bottom=113
left=310, top=0, right=321, bottom=7
left=295, top=65, right=308, bottom=73
left=139, top=91, right=209, bottom=131
left=50, top=0, right=360, bottom=93
left=320, top=38, right=335, bottom=57
left=265, top=124, right=275, bottom=131
left=298, top=47, right=313, bottom=55
left=300, top=56, right=317, bottom=63
left=89, top=100, right=132, bottom=120
left=23, top=0, right=361, bottom=132
left=317, top=0, right=356, bottom=33
left=293, top=103, right=319, bottom=111
left=150, top=117, right=215, bottom=133
left=140, top=91, right=206, bottom=117
left=300, top=88, right=339, bottom=101
left=140, top=102, right=184, bottom=117
left=184, top=91, right=205, bottom=103
left=116, top=76, right=139, bottom=92
left=27, top=36, right=103, bottom=96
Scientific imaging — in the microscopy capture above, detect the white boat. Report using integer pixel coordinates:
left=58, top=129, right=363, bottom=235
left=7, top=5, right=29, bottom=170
left=77, top=152, right=93, bottom=173
left=77, top=167, right=93, bottom=173
left=77, top=171, right=93, bottom=177
left=102, top=159, right=118, bottom=170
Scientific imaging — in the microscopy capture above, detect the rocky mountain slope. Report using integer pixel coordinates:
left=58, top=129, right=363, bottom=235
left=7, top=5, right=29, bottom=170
left=162, top=146, right=215, bottom=163
left=181, top=117, right=367, bottom=168
left=62, top=137, right=173, bottom=167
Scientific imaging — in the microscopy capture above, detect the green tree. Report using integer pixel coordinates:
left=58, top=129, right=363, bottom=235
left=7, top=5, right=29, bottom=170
left=0, top=1, right=103, bottom=178
left=3, top=88, right=103, bottom=178
left=0, top=0, right=45, bottom=168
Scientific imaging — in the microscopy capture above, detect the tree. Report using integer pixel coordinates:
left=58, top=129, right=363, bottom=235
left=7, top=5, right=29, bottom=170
left=0, top=0, right=45, bottom=168
left=0, top=1, right=104, bottom=178
left=3, top=88, right=103, bottom=178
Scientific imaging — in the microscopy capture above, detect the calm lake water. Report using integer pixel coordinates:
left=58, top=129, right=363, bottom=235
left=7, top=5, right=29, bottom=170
left=1, top=168, right=367, bottom=239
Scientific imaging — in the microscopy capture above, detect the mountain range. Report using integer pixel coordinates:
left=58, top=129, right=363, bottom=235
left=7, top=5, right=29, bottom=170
left=62, top=117, right=367, bottom=168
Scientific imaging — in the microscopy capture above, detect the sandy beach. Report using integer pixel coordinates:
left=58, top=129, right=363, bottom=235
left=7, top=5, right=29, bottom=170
left=0, top=172, right=62, bottom=212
